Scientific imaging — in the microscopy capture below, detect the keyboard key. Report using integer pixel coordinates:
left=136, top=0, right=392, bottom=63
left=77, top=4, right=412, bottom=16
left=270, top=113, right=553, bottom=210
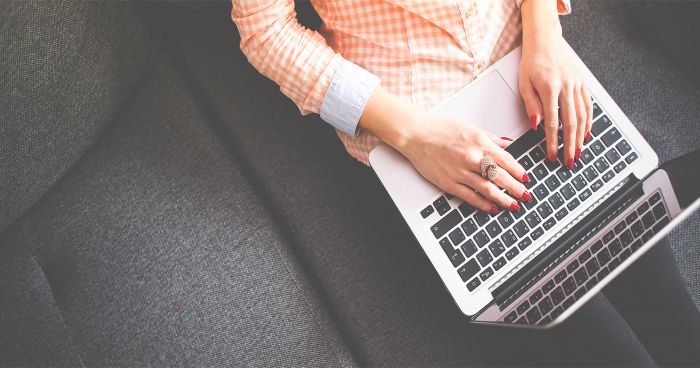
left=512, top=202, right=528, bottom=219
left=530, top=290, right=543, bottom=304
left=518, top=237, right=533, bottom=251
left=616, top=140, right=632, bottom=155
left=631, top=239, right=643, bottom=251
left=551, top=306, right=564, bottom=319
left=602, top=230, right=615, bottom=244
left=631, top=221, right=644, bottom=238
left=449, top=228, right=466, bottom=246
left=561, top=183, right=576, bottom=200
left=642, top=231, right=654, bottom=243
left=530, top=146, right=546, bottom=162
left=433, top=196, right=451, bottom=215
left=591, top=115, right=611, bottom=136
left=537, top=202, right=553, bottom=219
left=441, top=240, right=466, bottom=267
left=505, top=247, right=519, bottom=260
left=526, top=307, right=542, bottom=324
left=578, top=188, right=592, bottom=203
left=590, top=140, right=605, bottom=156
left=504, top=311, right=517, bottom=323
left=610, top=239, right=623, bottom=256
left=580, top=148, right=594, bottom=164
left=614, top=221, right=626, bottom=234
left=625, top=152, right=639, bottom=164
left=474, top=230, right=490, bottom=247
left=517, top=300, right=531, bottom=315
left=474, top=211, right=490, bottom=226
left=642, top=211, right=655, bottom=228
left=533, top=183, right=549, bottom=201
left=565, top=260, right=579, bottom=274
left=620, top=248, right=632, bottom=261
left=578, top=249, right=592, bottom=263
left=543, top=217, right=556, bottom=230
left=539, top=296, right=554, bottom=315
left=574, top=268, right=589, bottom=285
left=652, top=203, right=666, bottom=219
left=586, top=278, right=597, bottom=292
left=525, top=212, right=541, bottom=228
left=421, top=205, right=434, bottom=218
left=601, top=127, right=621, bottom=147
left=476, top=249, right=493, bottom=267
left=592, top=102, right=602, bottom=119
left=458, top=259, right=480, bottom=281
left=572, top=175, right=586, bottom=191
left=458, top=202, right=475, bottom=217
left=542, top=280, right=555, bottom=294
left=602, top=170, right=615, bottom=183
left=566, top=198, right=581, bottom=211
left=480, top=267, right=494, bottom=281
left=555, top=208, right=568, bottom=221
left=594, top=157, right=610, bottom=174
left=586, top=258, right=601, bottom=275
left=513, top=220, right=529, bottom=238
left=524, top=195, right=538, bottom=210
left=583, top=166, right=598, bottom=182
left=445, top=193, right=455, bottom=200
left=489, top=239, right=506, bottom=257
left=591, top=179, right=604, bottom=192
left=597, top=248, right=611, bottom=265
left=609, top=257, right=621, bottom=271
left=533, top=164, right=549, bottom=180
left=605, top=148, right=621, bottom=165
left=461, top=219, right=478, bottom=236
left=574, top=288, right=587, bottom=300
left=572, top=160, right=584, bottom=173
left=591, top=240, right=604, bottom=253
left=613, top=161, right=627, bottom=173
left=563, top=297, right=576, bottom=309
left=531, top=227, right=544, bottom=240
left=551, top=287, right=565, bottom=305
left=502, top=230, right=518, bottom=248
left=545, top=175, right=561, bottom=191
left=649, top=192, right=662, bottom=205
left=625, top=211, right=638, bottom=224
left=497, top=212, right=514, bottom=229
left=563, top=277, right=577, bottom=295
left=556, top=167, right=572, bottom=182
left=467, top=277, right=481, bottom=291
left=555, top=270, right=568, bottom=283
left=486, top=221, right=502, bottom=238
left=516, top=317, right=527, bottom=324
left=620, top=230, right=634, bottom=247
left=431, top=210, right=462, bottom=239
left=519, top=155, right=534, bottom=170
left=638, top=202, right=650, bottom=216
left=462, top=240, right=478, bottom=258
left=493, top=257, right=507, bottom=271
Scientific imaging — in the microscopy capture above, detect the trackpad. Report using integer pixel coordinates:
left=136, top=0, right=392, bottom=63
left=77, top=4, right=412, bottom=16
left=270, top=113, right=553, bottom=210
left=431, top=70, right=530, bottom=139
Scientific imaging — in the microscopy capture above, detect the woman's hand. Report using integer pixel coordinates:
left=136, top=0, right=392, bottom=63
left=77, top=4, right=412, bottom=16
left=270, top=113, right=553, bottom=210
left=359, top=86, right=531, bottom=213
left=519, top=0, right=592, bottom=169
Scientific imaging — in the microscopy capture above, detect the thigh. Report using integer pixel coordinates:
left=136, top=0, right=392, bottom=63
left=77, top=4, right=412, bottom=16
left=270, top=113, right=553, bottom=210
left=603, top=238, right=700, bottom=366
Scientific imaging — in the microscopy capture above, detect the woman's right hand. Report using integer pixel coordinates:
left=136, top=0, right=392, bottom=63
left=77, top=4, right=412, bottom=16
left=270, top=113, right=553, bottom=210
left=396, top=112, right=532, bottom=214
left=359, top=86, right=532, bottom=213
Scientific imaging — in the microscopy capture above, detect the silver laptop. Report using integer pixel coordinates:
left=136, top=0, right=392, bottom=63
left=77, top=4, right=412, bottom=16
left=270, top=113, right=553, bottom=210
left=369, top=43, right=700, bottom=328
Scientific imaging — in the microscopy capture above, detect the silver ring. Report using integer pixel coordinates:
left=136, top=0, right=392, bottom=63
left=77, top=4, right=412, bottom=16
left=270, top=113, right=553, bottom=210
left=480, top=155, right=499, bottom=181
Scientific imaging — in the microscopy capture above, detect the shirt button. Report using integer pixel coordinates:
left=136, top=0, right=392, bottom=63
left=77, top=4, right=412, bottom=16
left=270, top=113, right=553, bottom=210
left=466, top=6, right=477, bottom=18
left=476, top=60, right=486, bottom=70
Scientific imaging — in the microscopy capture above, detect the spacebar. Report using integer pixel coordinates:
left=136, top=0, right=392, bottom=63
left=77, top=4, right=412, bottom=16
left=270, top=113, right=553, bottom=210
left=505, top=128, right=545, bottom=159
left=430, top=209, right=462, bottom=239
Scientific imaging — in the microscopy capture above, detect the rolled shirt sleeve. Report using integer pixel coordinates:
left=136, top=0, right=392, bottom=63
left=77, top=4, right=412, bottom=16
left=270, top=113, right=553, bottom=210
left=515, top=0, right=572, bottom=14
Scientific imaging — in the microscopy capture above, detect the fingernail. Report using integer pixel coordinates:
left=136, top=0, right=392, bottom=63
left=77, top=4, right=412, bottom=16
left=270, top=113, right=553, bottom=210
left=575, top=147, right=581, bottom=161
left=548, top=153, right=557, bottom=162
left=490, top=206, right=501, bottom=215
left=585, top=131, right=591, bottom=143
left=501, top=136, right=513, bottom=141
left=567, top=158, right=574, bottom=170
left=509, top=201, right=521, bottom=212
left=530, top=114, right=539, bottom=131
left=522, top=191, right=532, bottom=202
left=521, top=173, right=530, bottom=183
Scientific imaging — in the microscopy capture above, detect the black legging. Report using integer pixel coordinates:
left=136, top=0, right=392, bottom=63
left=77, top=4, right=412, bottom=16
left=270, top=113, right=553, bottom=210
left=548, top=238, right=700, bottom=366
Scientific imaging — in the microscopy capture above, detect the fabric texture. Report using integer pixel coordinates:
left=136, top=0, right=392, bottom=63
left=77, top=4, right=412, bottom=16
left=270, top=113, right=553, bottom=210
left=3, top=51, right=355, bottom=367
left=231, top=0, right=570, bottom=164
left=150, top=1, right=698, bottom=365
left=0, top=1, right=154, bottom=233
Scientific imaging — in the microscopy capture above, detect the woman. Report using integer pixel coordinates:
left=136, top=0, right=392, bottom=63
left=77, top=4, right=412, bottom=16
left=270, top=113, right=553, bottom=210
left=231, top=1, right=700, bottom=365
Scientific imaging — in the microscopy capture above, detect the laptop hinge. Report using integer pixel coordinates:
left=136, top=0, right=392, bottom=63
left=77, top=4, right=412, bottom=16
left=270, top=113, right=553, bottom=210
left=492, top=175, right=644, bottom=309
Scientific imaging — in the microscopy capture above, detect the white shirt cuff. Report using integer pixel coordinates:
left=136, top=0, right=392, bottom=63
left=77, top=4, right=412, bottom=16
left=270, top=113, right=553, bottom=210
left=320, top=60, right=380, bottom=137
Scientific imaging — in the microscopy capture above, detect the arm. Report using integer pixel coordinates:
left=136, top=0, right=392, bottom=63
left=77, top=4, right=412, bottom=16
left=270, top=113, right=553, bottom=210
left=518, top=0, right=592, bottom=168
left=231, top=0, right=379, bottom=136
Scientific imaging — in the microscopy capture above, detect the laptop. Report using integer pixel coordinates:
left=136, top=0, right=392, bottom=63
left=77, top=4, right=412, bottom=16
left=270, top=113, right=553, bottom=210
left=368, top=43, right=700, bottom=328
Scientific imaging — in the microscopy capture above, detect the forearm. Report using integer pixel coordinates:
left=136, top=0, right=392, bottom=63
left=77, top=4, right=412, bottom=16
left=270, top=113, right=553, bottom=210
left=520, top=0, right=563, bottom=51
left=358, top=86, right=425, bottom=153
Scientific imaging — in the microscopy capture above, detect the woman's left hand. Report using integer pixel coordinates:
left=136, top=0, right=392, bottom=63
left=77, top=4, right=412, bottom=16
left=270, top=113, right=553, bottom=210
left=518, top=2, right=592, bottom=169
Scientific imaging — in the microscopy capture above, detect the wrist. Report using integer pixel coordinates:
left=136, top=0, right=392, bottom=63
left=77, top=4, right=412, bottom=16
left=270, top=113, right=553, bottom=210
left=521, top=0, right=562, bottom=49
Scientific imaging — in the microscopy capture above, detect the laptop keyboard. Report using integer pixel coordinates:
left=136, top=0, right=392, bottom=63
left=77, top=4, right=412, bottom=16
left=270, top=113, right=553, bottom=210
left=501, top=191, right=669, bottom=325
left=420, top=97, right=640, bottom=293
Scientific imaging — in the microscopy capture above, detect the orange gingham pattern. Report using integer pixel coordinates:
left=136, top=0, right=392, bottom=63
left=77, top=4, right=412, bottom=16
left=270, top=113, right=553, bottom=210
left=231, top=1, right=571, bottom=165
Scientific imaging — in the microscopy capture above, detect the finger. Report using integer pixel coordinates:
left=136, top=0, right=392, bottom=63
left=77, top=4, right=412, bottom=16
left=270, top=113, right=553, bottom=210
left=448, top=181, right=499, bottom=215
left=581, top=86, right=593, bottom=143
left=489, top=160, right=530, bottom=203
left=520, top=78, right=542, bottom=131
left=461, top=170, right=520, bottom=211
left=560, top=84, right=577, bottom=169
left=486, top=133, right=515, bottom=149
left=487, top=146, right=530, bottom=185
left=541, top=87, right=560, bottom=163
left=574, top=85, right=587, bottom=161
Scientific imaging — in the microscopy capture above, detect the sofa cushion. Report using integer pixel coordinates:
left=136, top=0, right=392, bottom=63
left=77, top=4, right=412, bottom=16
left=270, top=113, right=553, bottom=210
left=0, top=1, right=154, bottom=232
left=1, top=53, right=355, bottom=366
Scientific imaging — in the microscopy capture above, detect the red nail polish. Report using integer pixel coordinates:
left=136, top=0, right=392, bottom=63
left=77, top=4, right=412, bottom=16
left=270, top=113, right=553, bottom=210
left=490, top=206, right=501, bottom=215
left=575, top=147, right=581, bottom=161
left=530, top=114, right=539, bottom=131
left=522, top=191, right=532, bottom=202
left=509, top=201, right=521, bottom=212
left=501, top=136, right=513, bottom=141
left=567, top=158, right=574, bottom=170
left=548, top=153, right=557, bottom=163
left=585, top=131, right=591, bottom=143
left=521, top=173, right=530, bottom=183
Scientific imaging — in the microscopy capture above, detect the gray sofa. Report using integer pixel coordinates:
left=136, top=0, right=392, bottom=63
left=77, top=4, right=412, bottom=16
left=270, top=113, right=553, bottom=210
left=1, top=1, right=698, bottom=366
